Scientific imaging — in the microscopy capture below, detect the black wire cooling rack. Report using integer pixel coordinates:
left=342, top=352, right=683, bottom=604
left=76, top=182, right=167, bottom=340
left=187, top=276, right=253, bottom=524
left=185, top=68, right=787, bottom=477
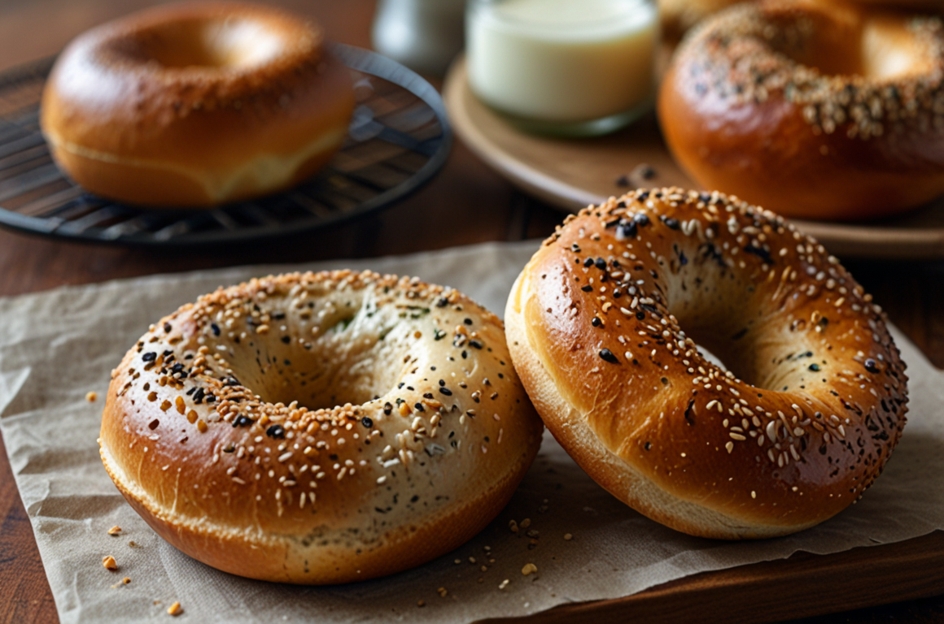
left=0, top=44, right=452, bottom=246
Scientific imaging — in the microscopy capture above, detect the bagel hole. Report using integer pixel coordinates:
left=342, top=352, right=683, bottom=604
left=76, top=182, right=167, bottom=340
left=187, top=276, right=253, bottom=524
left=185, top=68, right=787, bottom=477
left=220, top=309, right=406, bottom=412
left=129, top=18, right=284, bottom=69
left=764, top=6, right=929, bottom=80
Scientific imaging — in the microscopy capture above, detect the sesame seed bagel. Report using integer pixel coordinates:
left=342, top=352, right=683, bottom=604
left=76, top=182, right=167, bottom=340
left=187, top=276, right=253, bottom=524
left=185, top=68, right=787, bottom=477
left=658, top=0, right=944, bottom=221
left=41, top=2, right=354, bottom=208
left=100, top=271, right=543, bottom=583
left=505, top=188, right=908, bottom=539
left=658, top=0, right=944, bottom=44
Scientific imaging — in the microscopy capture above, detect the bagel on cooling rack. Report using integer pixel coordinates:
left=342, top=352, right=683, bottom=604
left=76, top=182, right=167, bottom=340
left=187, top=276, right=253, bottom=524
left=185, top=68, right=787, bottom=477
left=506, top=188, right=908, bottom=539
left=659, top=0, right=944, bottom=220
left=41, top=2, right=354, bottom=208
left=100, top=271, right=544, bottom=583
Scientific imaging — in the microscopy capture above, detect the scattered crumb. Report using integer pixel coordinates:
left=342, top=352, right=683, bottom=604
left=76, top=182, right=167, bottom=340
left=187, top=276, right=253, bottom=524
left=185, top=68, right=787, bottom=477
left=128, top=540, right=139, bottom=548
left=521, top=563, right=538, bottom=576
left=615, top=174, right=631, bottom=187
left=519, top=518, right=531, bottom=529
left=468, top=556, right=476, bottom=564
left=417, top=600, right=426, bottom=608
left=563, top=533, right=573, bottom=541
left=102, top=555, right=118, bottom=571
left=508, top=519, right=518, bottom=533
left=454, top=559, right=461, bottom=565
left=167, top=601, right=183, bottom=616
left=498, top=579, right=510, bottom=590
left=437, top=587, right=448, bottom=598
left=86, top=391, right=98, bottom=403
left=108, top=525, right=122, bottom=536
left=111, top=577, right=131, bottom=589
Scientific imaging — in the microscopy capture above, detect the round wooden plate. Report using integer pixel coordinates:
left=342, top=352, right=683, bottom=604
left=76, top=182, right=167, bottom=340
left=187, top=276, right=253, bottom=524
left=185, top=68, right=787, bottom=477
left=444, top=56, right=944, bottom=260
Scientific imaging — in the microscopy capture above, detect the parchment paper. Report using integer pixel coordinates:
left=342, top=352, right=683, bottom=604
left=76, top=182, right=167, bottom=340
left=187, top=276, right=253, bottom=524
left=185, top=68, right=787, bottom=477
left=1, top=241, right=943, bottom=623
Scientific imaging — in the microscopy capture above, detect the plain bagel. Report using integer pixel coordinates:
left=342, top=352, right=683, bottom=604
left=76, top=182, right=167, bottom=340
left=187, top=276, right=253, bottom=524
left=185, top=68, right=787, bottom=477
left=100, top=271, right=544, bottom=583
left=505, top=188, right=908, bottom=539
left=658, top=0, right=944, bottom=220
left=41, top=2, right=354, bottom=207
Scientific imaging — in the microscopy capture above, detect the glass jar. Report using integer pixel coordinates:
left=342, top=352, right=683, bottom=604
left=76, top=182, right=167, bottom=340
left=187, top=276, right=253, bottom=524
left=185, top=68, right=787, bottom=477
left=466, top=0, right=658, bottom=137
left=372, top=0, right=467, bottom=76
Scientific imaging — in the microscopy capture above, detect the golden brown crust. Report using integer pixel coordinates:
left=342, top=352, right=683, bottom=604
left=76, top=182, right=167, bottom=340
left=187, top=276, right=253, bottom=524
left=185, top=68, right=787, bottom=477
left=658, top=0, right=944, bottom=221
left=41, top=2, right=354, bottom=207
left=100, top=271, right=543, bottom=583
left=505, top=188, right=907, bottom=538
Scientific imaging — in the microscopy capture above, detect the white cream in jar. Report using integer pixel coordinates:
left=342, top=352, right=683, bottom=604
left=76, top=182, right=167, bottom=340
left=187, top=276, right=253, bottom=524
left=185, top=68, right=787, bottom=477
left=467, top=0, right=658, bottom=135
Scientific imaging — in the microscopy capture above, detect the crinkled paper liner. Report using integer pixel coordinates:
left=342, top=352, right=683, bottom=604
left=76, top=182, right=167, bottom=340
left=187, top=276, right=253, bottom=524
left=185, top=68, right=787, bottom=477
left=1, top=241, right=942, bottom=623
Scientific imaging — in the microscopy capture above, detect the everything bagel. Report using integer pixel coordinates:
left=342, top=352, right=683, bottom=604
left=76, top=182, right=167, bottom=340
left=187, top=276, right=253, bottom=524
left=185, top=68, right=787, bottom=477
left=100, top=271, right=544, bottom=583
left=506, top=188, right=908, bottom=538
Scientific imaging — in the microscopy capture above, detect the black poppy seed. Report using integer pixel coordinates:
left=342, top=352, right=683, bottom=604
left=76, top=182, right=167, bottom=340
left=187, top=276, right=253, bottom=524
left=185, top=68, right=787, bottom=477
left=281, top=336, right=291, bottom=344
left=439, top=379, right=446, bottom=386
left=633, top=213, right=650, bottom=226
left=618, top=220, right=638, bottom=238
left=661, top=216, right=680, bottom=230
left=398, top=382, right=405, bottom=389
left=434, top=329, right=446, bottom=341
left=809, top=363, right=821, bottom=372
left=594, top=257, right=607, bottom=270
left=864, top=359, right=880, bottom=373
left=384, top=402, right=393, bottom=415
left=186, top=387, right=196, bottom=396
left=584, top=258, right=595, bottom=267
left=205, top=394, right=216, bottom=403
left=439, top=387, right=453, bottom=396
left=469, top=339, right=483, bottom=349
left=613, top=289, right=622, bottom=298
left=362, top=417, right=373, bottom=428
left=591, top=317, right=602, bottom=327
left=266, top=424, right=286, bottom=439
left=423, top=392, right=434, bottom=399
left=464, top=318, right=473, bottom=326
left=142, top=352, right=157, bottom=362
left=233, top=415, right=252, bottom=427
left=414, top=403, right=425, bottom=412
left=163, top=323, right=172, bottom=333
left=571, top=243, right=581, bottom=252
left=599, top=349, right=619, bottom=364
left=211, top=323, right=221, bottom=336
left=615, top=174, right=631, bottom=187
left=581, top=285, right=593, bottom=292
left=604, top=219, right=621, bottom=229
left=743, top=244, right=773, bottom=264
left=638, top=190, right=650, bottom=201
left=636, top=311, right=646, bottom=320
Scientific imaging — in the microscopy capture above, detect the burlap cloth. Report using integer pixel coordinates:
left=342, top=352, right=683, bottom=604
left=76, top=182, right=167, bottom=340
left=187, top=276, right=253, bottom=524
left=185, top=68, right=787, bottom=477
left=1, top=241, right=942, bottom=622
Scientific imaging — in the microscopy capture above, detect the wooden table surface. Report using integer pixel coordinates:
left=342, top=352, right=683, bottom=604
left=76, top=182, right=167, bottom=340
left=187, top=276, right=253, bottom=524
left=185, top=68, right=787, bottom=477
left=1, top=1, right=943, bottom=622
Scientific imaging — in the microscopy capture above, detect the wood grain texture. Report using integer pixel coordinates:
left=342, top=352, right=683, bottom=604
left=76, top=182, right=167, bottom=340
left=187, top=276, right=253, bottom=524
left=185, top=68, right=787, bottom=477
left=0, top=0, right=943, bottom=622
